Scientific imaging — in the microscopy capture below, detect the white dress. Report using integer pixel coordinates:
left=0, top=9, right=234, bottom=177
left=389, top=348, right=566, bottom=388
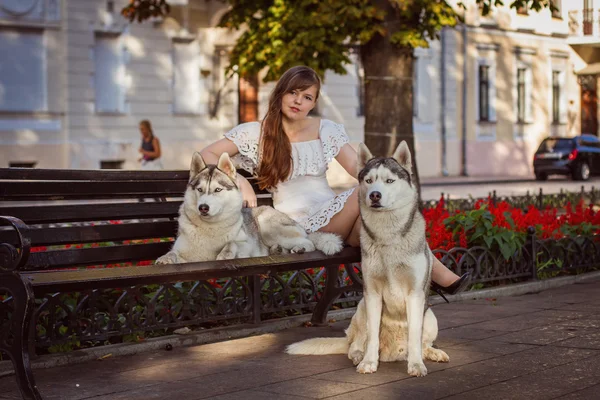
left=224, top=119, right=356, bottom=233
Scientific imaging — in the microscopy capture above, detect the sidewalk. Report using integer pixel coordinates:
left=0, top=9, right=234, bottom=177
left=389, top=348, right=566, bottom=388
left=420, top=175, right=532, bottom=187
left=2, top=279, right=600, bottom=399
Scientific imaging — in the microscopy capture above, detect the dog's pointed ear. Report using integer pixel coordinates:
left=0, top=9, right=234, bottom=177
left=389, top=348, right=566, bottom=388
left=393, top=141, right=412, bottom=173
left=217, top=152, right=237, bottom=181
left=357, top=143, right=373, bottom=175
left=190, top=152, right=207, bottom=181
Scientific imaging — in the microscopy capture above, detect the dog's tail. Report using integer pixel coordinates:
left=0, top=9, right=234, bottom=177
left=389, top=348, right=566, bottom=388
left=285, top=337, right=349, bottom=355
left=308, top=232, right=343, bottom=255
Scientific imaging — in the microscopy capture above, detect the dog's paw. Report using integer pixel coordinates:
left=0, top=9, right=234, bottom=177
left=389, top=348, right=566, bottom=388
left=291, top=246, right=306, bottom=254
left=155, top=253, right=177, bottom=264
left=407, top=362, right=427, bottom=377
left=356, top=360, right=378, bottom=374
left=423, top=347, right=449, bottom=363
left=348, top=350, right=364, bottom=366
left=269, top=245, right=284, bottom=255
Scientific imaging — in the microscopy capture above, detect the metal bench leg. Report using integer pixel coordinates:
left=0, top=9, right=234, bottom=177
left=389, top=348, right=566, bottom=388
left=311, top=265, right=342, bottom=325
left=1, top=274, right=42, bottom=400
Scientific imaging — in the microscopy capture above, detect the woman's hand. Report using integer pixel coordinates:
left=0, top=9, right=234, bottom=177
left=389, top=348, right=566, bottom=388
left=237, top=175, right=257, bottom=208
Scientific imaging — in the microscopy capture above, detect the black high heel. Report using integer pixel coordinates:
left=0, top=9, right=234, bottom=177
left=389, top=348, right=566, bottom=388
left=430, top=272, right=471, bottom=303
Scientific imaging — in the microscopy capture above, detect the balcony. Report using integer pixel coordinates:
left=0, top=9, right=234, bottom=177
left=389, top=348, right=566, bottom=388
left=568, top=9, right=600, bottom=46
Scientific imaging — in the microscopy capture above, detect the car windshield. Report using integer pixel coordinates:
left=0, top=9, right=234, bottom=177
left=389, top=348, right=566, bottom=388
left=537, top=138, right=574, bottom=153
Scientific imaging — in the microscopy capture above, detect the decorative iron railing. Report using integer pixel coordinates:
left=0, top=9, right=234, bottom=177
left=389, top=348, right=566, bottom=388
left=1, top=231, right=598, bottom=352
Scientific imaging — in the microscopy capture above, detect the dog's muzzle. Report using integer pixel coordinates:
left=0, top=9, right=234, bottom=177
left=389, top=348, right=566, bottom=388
left=198, top=203, right=210, bottom=216
left=369, top=191, right=382, bottom=208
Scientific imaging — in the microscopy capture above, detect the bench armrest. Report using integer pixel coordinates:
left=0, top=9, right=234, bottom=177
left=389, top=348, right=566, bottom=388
left=0, top=216, right=31, bottom=273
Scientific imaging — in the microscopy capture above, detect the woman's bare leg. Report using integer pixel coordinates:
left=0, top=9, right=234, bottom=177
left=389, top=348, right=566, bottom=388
left=318, top=189, right=360, bottom=246
left=317, top=188, right=461, bottom=286
left=431, top=258, right=460, bottom=287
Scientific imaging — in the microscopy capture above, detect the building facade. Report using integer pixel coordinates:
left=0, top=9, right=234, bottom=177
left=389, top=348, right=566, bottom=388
left=0, top=0, right=589, bottom=184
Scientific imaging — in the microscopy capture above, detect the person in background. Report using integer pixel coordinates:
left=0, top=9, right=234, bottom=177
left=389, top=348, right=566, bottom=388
left=138, top=120, right=163, bottom=170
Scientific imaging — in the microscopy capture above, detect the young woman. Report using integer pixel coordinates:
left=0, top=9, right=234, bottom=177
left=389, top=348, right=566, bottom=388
left=200, top=66, right=469, bottom=295
left=138, top=120, right=163, bottom=170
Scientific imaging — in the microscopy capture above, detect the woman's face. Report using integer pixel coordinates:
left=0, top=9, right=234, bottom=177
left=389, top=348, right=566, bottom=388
left=139, top=124, right=151, bottom=139
left=280, top=85, right=318, bottom=120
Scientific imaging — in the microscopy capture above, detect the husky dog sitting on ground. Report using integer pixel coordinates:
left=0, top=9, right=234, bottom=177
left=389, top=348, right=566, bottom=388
left=156, top=152, right=343, bottom=265
left=285, top=141, right=449, bottom=377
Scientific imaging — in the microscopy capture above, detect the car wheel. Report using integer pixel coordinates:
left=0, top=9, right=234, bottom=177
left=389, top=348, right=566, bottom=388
left=534, top=172, right=548, bottom=181
left=573, top=162, right=590, bottom=181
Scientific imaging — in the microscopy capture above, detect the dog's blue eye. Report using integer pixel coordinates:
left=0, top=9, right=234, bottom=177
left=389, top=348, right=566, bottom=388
left=386, top=179, right=395, bottom=184
left=365, top=179, right=372, bottom=184
left=214, top=188, right=222, bottom=193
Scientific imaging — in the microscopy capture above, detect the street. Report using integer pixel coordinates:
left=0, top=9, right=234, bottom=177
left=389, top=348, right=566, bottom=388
left=420, top=176, right=600, bottom=201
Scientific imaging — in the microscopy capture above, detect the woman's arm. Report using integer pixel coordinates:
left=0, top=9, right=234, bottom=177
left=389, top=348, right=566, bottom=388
left=139, top=138, right=162, bottom=159
left=200, top=138, right=258, bottom=207
left=335, top=143, right=359, bottom=180
left=200, top=138, right=240, bottom=164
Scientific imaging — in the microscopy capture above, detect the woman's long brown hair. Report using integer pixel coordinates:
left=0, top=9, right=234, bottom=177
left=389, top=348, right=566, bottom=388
left=256, top=66, right=321, bottom=190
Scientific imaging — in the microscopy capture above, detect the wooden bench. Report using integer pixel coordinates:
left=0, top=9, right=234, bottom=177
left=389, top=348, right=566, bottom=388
left=0, top=168, right=362, bottom=400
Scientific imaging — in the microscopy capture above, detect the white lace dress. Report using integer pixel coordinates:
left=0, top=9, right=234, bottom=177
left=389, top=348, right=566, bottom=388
left=224, top=119, right=356, bottom=233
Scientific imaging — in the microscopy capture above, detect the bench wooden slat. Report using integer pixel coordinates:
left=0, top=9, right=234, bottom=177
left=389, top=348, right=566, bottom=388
left=0, top=221, right=178, bottom=246
left=0, top=181, right=187, bottom=200
left=26, top=242, right=172, bottom=269
left=26, top=247, right=361, bottom=293
left=0, top=168, right=190, bottom=181
left=0, top=201, right=182, bottom=224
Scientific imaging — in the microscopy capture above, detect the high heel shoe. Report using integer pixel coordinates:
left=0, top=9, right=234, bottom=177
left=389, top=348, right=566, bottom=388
left=430, top=272, right=471, bottom=303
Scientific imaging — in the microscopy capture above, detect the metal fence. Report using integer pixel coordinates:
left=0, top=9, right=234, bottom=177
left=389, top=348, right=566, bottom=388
left=18, top=230, right=599, bottom=351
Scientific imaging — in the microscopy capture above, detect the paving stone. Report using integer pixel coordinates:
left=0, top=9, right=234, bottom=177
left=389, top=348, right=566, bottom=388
left=491, top=324, right=589, bottom=345
left=79, top=381, right=206, bottom=400
left=258, top=377, right=370, bottom=399
left=208, top=390, right=310, bottom=400
left=443, top=354, right=600, bottom=400
left=369, top=346, right=600, bottom=399
left=555, top=330, right=600, bottom=350
left=556, top=383, right=600, bottom=399
left=439, top=325, right=508, bottom=340
left=446, top=339, right=536, bottom=355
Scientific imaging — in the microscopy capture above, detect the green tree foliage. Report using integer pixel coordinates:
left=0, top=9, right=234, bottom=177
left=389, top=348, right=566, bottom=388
left=123, top=1, right=556, bottom=81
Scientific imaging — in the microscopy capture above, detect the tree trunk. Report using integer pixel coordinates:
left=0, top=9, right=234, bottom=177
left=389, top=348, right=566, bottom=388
left=360, top=0, right=420, bottom=191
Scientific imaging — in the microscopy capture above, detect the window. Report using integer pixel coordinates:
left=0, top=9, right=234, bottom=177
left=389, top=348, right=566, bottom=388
left=479, top=65, right=490, bottom=121
left=413, top=58, right=418, bottom=118
left=517, top=68, right=526, bottom=122
left=551, top=0, right=561, bottom=19
left=100, top=160, right=124, bottom=169
left=584, top=0, right=593, bottom=35
left=94, top=34, right=126, bottom=113
left=551, top=69, right=567, bottom=124
left=173, top=39, right=201, bottom=114
left=552, top=71, right=560, bottom=124
left=9, top=161, right=36, bottom=168
left=0, top=30, right=46, bottom=112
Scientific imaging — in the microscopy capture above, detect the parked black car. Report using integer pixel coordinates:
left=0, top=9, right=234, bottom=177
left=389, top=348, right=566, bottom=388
left=533, top=134, right=600, bottom=181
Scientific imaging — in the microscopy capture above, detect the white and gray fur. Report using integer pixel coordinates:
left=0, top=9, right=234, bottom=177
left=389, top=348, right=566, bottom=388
left=285, top=141, right=448, bottom=377
left=156, top=152, right=343, bottom=265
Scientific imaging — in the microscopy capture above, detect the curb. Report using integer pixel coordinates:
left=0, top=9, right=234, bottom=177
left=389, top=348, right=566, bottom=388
left=2, top=271, right=600, bottom=377
left=420, top=178, right=532, bottom=187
